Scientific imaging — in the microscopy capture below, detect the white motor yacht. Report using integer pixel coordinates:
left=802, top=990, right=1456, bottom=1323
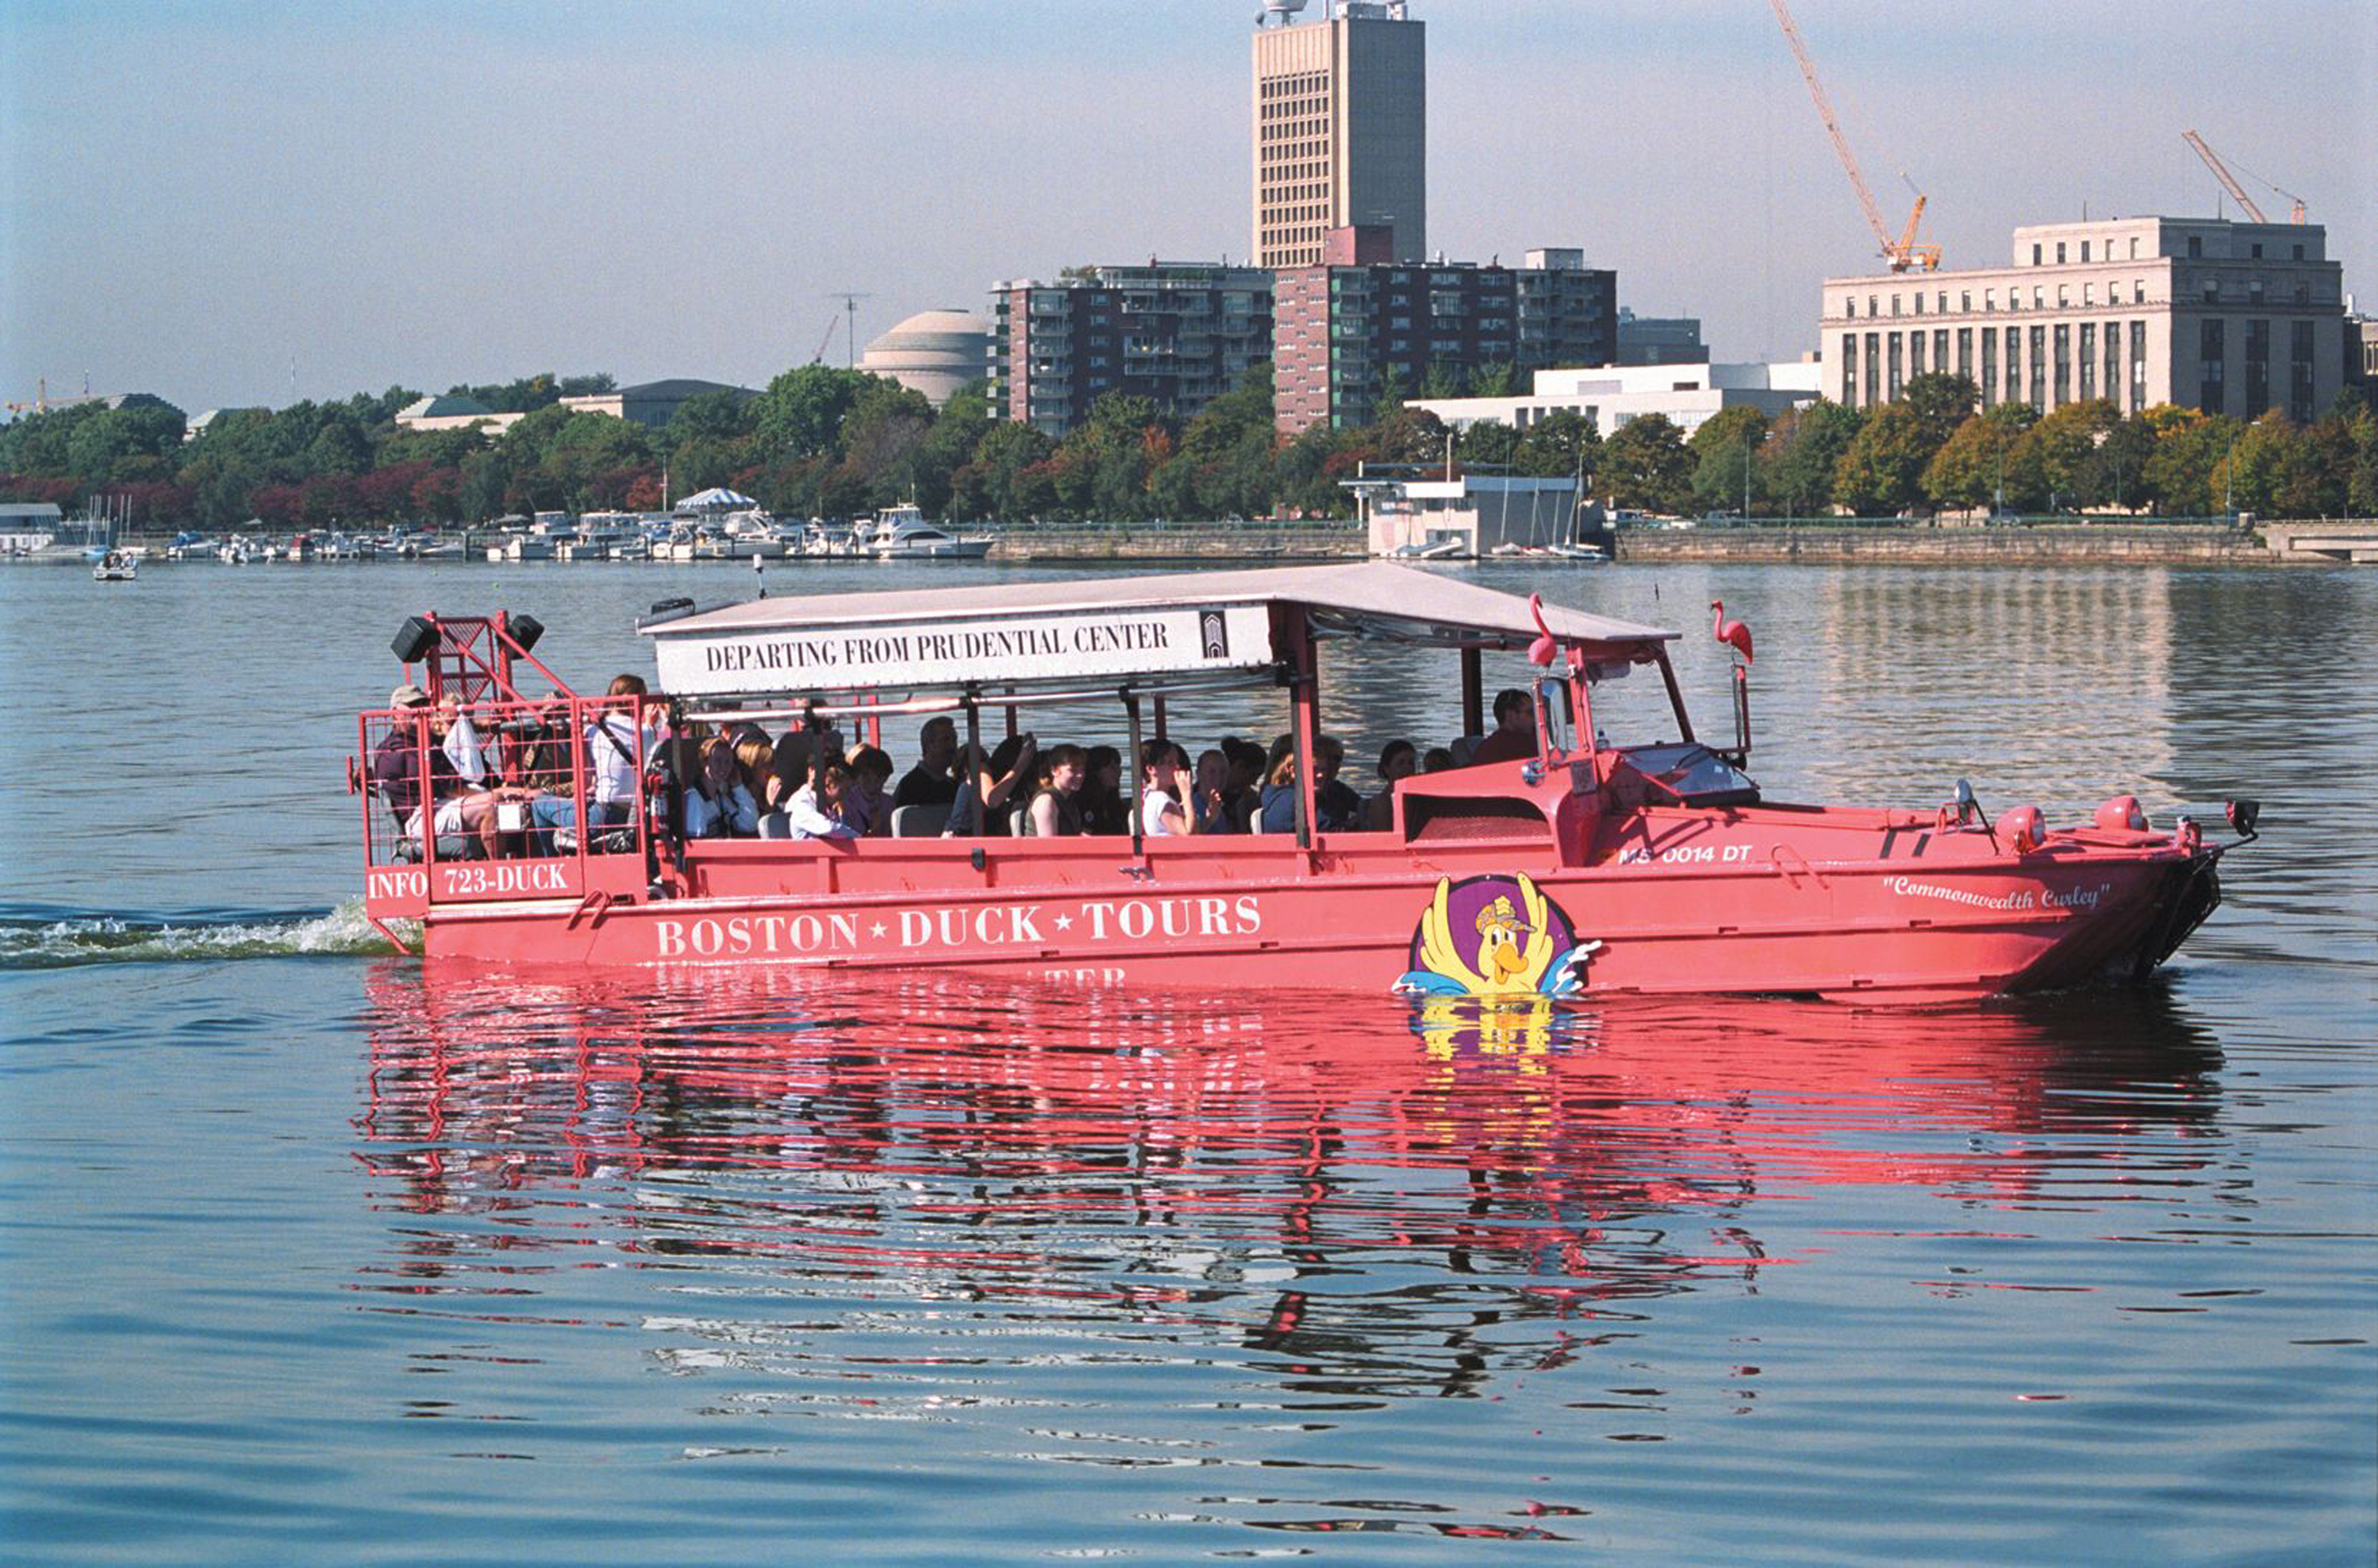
left=865, top=505, right=991, bottom=560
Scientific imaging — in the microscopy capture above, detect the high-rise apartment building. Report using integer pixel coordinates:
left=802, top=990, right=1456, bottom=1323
left=1821, top=217, right=2348, bottom=424
left=988, top=264, right=1274, bottom=438
left=1272, top=230, right=1616, bottom=435
left=1252, top=1, right=1425, bottom=270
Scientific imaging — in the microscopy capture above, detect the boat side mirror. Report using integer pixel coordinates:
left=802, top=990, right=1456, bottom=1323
left=2226, top=798, right=2260, bottom=838
left=1954, top=778, right=1980, bottom=824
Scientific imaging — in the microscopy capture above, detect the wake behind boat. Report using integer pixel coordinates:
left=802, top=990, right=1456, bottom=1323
left=349, top=564, right=2251, bottom=1003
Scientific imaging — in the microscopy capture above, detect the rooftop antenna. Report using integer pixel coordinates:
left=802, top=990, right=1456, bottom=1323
left=825, top=292, right=872, bottom=369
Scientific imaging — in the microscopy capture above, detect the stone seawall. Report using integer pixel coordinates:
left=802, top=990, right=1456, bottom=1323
left=1611, top=525, right=2275, bottom=567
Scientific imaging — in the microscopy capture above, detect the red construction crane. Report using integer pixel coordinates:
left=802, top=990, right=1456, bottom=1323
left=1767, top=0, right=1940, bottom=272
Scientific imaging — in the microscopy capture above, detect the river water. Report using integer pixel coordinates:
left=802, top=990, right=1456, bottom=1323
left=1, top=559, right=2371, bottom=1564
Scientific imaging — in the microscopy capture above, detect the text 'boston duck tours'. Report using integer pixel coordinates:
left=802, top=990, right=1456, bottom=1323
left=348, top=562, right=2255, bottom=1004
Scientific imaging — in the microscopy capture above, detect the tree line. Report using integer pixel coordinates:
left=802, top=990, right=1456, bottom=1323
left=3, top=363, right=2372, bottom=531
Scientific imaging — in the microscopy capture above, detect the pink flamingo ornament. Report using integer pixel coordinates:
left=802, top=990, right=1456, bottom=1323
left=1711, top=600, right=1754, bottom=665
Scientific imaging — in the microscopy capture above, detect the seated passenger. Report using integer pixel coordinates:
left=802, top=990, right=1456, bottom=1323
left=1219, top=736, right=1265, bottom=830
left=371, top=686, right=505, bottom=855
left=785, top=764, right=859, bottom=840
left=586, top=674, right=662, bottom=829
left=1191, top=747, right=1235, bottom=834
left=944, top=732, right=1037, bottom=837
left=1364, top=738, right=1418, bottom=831
left=702, top=737, right=760, bottom=836
left=1312, top=736, right=1364, bottom=833
left=1257, top=733, right=1299, bottom=834
left=1468, top=688, right=1538, bottom=765
left=1139, top=740, right=1193, bottom=837
left=1018, top=744, right=1087, bottom=837
left=1421, top=745, right=1457, bottom=774
left=842, top=746, right=895, bottom=837
left=1078, top=745, right=1128, bottom=835
left=734, top=733, right=777, bottom=807
left=769, top=724, right=845, bottom=811
left=893, top=716, right=960, bottom=811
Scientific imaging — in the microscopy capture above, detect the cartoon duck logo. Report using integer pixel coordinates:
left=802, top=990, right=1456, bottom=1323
left=1395, top=874, right=1601, bottom=998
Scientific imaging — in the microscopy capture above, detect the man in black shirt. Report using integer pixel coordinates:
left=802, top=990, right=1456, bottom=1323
left=892, top=716, right=960, bottom=810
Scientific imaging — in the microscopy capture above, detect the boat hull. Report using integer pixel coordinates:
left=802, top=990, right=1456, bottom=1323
left=390, top=833, right=2218, bottom=1004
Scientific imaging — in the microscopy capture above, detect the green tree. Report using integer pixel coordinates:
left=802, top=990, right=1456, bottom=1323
left=1832, top=402, right=1938, bottom=516
left=1511, top=410, right=1601, bottom=482
left=2141, top=407, right=2241, bottom=515
left=1922, top=404, right=2038, bottom=512
left=1421, top=362, right=1466, bottom=401
left=753, top=365, right=872, bottom=462
left=1601, top=414, right=1692, bottom=515
left=666, top=388, right=758, bottom=444
left=2010, top=399, right=2119, bottom=512
left=1757, top=401, right=1862, bottom=516
left=1456, top=420, right=1520, bottom=467
left=1902, top=373, right=1982, bottom=449
left=1688, top=406, right=1769, bottom=516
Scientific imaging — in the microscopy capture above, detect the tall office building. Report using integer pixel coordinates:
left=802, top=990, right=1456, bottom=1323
left=1252, top=1, right=1425, bottom=270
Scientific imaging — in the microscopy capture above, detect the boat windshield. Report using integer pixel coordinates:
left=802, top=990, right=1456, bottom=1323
left=1614, top=742, right=1760, bottom=807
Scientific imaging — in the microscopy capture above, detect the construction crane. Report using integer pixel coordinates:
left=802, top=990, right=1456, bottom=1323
left=2182, top=130, right=2306, bottom=224
left=1767, top=0, right=1940, bottom=272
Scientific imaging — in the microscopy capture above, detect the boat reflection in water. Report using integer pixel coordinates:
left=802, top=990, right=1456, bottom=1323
left=355, top=965, right=2222, bottom=1410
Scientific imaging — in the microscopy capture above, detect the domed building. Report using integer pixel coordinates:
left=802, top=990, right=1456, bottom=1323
left=857, top=309, right=991, bottom=407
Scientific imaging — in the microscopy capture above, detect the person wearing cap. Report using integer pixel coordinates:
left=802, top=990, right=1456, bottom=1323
left=370, top=686, right=505, bottom=853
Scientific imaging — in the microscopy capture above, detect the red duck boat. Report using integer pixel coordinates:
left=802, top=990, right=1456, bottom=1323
left=350, top=564, right=2252, bottom=1003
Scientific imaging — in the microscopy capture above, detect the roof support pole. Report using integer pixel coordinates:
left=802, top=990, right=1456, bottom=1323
left=1289, top=608, right=1315, bottom=851
left=962, top=695, right=984, bottom=835
left=1461, top=646, right=1484, bottom=738
left=1124, top=689, right=1145, bottom=858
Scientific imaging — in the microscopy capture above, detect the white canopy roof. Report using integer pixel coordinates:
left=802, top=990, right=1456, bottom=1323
left=648, top=562, right=1670, bottom=645
left=640, top=563, right=1675, bottom=699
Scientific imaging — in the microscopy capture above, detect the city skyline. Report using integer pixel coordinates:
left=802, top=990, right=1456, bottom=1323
left=4, top=0, right=2371, bottom=416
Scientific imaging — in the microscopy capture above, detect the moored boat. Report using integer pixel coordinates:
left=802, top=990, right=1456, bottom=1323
left=351, top=564, right=2252, bottom=1002
left=92, top=549, right=137, bottom=581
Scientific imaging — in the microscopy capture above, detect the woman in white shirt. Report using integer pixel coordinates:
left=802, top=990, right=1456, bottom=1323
left=1138, top=740, right=1193, bottom=837
left=786, top=764, right=859, bottom=840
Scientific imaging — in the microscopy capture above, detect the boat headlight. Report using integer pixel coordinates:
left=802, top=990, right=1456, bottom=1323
left=1996, top=805, right=2045, bottom=854
left=2094, top=795, right=2148, bottom=833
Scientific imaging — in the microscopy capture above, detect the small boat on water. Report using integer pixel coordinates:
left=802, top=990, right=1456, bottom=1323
left=862, top=505, right=991, bottom=560
left=351, top=564, right=2252, bottom=1002
left=91, top=549, right=137, bottom=582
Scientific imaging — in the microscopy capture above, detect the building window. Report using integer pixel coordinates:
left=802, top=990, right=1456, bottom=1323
left=2083, top=282, right=2094, bottom=306
left=1980, top=326, right=1998, bottom=406
left=2134, top=279, right=2146, bottom=304
left=2033, top=287, right=2045, bottom=310
left=2080, top=323, right=2097, bottom=399
left=2199, top=318, right=2225, bottom=414
left=2130, top=238, right=2141, bottom=259
left=1868, top=294, right=1878, bottom=316
left=1910, top=330, right=1925, bottom=377
left=2029, top=325, right=2046, bottom=409
left=1958, top=326, right=1974, bottom=382
left=1845, top=296, right=1857, bottom=319
left=2104, top=320, right=2120, bottom=409
left=1888, top=333, right=1903, bottom=400
left=1961, top=291, right=1972, bottom=313
left=2250, top=243, right=2263, bottom=259
left=2290, top=319, right=2315, bottom=424
left=1937, top=292, right=1948, bottom=313
left=2056, top=242, right=2067, bottom=263
left=2203, top=279, right=2219, bottom=304
left=1914, top=293, right=1925, bottom=315
left=2188, top=236, right=2203, bottom=259
left=1985, top=289, right=1996, bottom=312
left=2081, top=240, right=2092, bottom=262
left=2130, top=320, right=2148, bottom=413
left=2058, top=284, right=2070, bottom=308
left=1864, top=331, right=1879, bottom=407
left=1891, top=294, right=1902, bottom=317
left=1935, top=328, right=1949, bottom=377
left=1841, top=333, right=1858, bottom=405
left=2005, top=327, right=2022, bottom=406
left=2054, top=324, right=2071, bottom=406
left=2244, top=319, right=2270, bottom=416
left=2032, top=243, right=2043, bottom=265
left=2292, top=243, right=2305, bottom=261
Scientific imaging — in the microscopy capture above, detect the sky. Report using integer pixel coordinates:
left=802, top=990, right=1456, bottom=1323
left=4, top=0, right=2372, bottom=416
